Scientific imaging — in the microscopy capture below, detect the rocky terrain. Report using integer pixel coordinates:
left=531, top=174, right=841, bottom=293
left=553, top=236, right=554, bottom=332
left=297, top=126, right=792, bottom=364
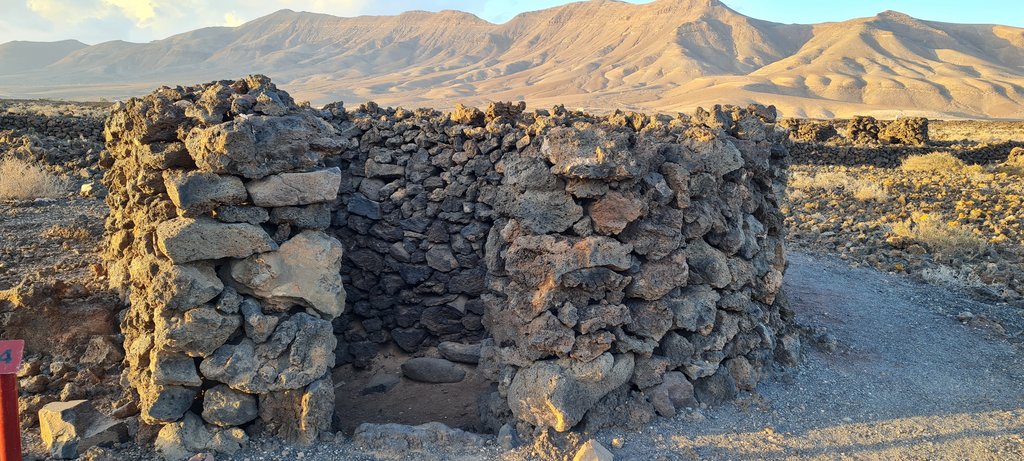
left=2, top=92, right=1024, bottom=460
left=3, top=0, right=1024, bottom=119
left=782, top=117, right=1024, bottom=307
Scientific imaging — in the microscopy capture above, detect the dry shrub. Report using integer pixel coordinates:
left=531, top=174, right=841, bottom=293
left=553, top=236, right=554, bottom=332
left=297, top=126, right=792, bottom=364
left=789, top=170, right=889, bottom=202
left=891, top=212, right=989, bottom=260
left=851, top=182, right=889, bottom=201
left=901, top=152, right=966, bottom=173
left=42, top=224, right=91, bottom=241
left=999, top=147, right=1024, bottom=176
left=0, top=157, right=66, bottom=200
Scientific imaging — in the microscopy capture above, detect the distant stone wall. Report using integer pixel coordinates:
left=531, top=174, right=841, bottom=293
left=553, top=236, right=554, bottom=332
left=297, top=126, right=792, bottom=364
left=0, top=112, right=105, bottom=140
left=101, top=76, right=797, bottom=453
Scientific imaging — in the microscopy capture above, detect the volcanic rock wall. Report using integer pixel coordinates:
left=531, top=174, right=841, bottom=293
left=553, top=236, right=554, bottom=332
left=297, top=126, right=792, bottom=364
left=0, top=112, right=105, bottom=140
left=477, top=104, right=796, bottom=434
left=102, top=76, right=796, bottom=450
left=103, top=77, right=342, bottom=453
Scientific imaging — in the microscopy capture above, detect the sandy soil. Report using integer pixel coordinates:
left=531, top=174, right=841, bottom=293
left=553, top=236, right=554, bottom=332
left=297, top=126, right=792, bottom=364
left=332, top=344, right=490, bottom=433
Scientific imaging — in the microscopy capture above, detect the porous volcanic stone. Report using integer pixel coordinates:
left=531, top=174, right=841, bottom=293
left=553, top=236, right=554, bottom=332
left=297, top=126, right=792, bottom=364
left=156, top=217, right=277, bottom=264
left=245, top=167, right=342, bottom=207
left=229, top=230, right=347, bottom=319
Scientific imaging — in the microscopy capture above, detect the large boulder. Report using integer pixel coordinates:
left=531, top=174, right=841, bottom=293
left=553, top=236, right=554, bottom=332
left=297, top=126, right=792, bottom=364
left=401, top=357, right=466, bottom=383
left=199, top=312, right=335, bottom=393
left=245, top=167, right=342, bottom=207
left=508, top=353, right=634, bottom=431
left=156, top=217, right=277, bottom=264
left=155, top=411, right=248, bottom=460
left=258, top=375, right=334, bottom=445
left=163, top=170, right=247, bottom=216
left=229, top=230, right=347, bottom=319
left=149, top=262, right=224, bottom=312
left=39, top=400, right=128, bottom=459
left=184, top=113, right=341, bottom=179
left=154, top=305, right=241, bottom=357
left=202, top=385, right=258, bottom=427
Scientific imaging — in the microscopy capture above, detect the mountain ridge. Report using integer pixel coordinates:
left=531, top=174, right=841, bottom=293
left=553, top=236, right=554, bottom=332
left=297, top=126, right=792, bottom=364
left=1, top=1, right=1023, bottom=119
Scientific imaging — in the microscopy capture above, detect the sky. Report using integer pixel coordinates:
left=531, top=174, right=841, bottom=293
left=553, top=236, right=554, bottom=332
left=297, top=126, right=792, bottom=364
left=1, top=0, right=1023, bottom=45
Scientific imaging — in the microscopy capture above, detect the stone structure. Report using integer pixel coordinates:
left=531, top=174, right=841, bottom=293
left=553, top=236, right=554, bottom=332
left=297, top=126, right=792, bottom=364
left=102, top=77, right=341, bottom=452
left=102, top=76, right=797, bottom=452
left=781, top=116, right=929, bottom=146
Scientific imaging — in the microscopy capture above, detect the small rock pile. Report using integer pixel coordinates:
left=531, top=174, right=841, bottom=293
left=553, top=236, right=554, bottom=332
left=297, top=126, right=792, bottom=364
left=878, top=117, right=929, bottom=145
left=782, top=116, right=929, bottom=146
left=779, top=119, right=838, bottom=143
left=102, top=76, right=797, bottom=456
left=102, top=76, right=345, bottom=455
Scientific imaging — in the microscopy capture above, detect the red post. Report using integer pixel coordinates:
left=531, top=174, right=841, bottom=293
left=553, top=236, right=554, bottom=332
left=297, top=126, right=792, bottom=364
left=0, top=374, right=20, bottom=461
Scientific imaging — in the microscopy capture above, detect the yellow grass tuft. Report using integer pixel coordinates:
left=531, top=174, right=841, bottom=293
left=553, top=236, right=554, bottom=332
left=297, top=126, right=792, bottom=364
left=900, top=152, right=969, bottom=173
left=890, top=212, right=989, bottom=260
left=789, top=170, right=889, bottom=202
left=0, top=157, right=67, bottom=200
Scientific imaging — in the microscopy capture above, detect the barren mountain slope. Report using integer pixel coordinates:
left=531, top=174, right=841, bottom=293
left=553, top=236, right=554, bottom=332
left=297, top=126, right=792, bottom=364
left=0, top=40, right=88, bottom=73
left=1, top=0, right=1024, bottom=118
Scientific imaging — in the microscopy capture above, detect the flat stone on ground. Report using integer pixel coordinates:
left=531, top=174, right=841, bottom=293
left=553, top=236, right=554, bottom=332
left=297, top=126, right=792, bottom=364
left=400, top=357, right=466, bottom=383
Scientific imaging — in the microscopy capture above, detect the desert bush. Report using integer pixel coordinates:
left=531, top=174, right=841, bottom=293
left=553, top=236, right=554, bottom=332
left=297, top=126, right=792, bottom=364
left=0, top=157, right=66, bottom=200
left=42, top=224, right=91, bottom=241
left=890, top=212, right=989, bottom=260
left=851, top=182, right=890, bottom=201
left=1000, top=147, right=1024, bottom=176
left=901, top=152, right=966, bottom=172
left=789, top=170, right=889, bottom=201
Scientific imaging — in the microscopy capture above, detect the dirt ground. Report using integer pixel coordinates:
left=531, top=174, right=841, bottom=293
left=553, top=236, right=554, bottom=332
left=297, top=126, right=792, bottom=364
left=332, top=344, right=490, bottom=433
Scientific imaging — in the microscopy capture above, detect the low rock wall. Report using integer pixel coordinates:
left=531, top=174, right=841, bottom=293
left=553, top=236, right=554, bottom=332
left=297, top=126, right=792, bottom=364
left=101, top=76, right=797, bottom=452
left=0, top=112, right=105, bottom=140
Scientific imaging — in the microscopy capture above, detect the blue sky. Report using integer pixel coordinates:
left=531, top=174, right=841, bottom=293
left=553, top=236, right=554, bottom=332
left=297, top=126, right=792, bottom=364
left=1, top=0, right=1022, bottom=45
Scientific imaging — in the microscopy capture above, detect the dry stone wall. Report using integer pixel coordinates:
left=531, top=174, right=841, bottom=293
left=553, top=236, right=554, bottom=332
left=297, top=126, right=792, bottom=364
left=103, top=76, right=342, bottom=453
left=102, top=76, right=797, bottom=450
left=477, top=104, right=796, bottom=434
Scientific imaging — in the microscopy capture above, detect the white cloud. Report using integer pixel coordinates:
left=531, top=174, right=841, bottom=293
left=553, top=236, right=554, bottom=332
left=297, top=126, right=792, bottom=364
left=223, top=12, right=245, bottom=27
left=104, top=0, right=158, bottom=26
left=26, top=0, right=105, bottom=24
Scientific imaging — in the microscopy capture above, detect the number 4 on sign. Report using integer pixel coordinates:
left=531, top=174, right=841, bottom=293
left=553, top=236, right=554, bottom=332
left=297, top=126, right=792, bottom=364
left=0, top=341, right=24, bottom=375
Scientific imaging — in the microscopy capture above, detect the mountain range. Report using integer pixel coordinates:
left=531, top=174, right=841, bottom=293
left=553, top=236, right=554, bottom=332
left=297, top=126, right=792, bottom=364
left=1, top=0, right=1024, bottom=119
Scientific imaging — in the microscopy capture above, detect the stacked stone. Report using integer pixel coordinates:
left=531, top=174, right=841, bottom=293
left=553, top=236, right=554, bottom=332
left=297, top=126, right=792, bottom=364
left=102, top=75, right=345, bottom=453
left=781, top=116, right=929, bottom=147
left=0, top=112, right=105, bottom=140
left=477, top=104, right=799, bottom=434
left=878, top=117, right=929, bottom=145
left=779, top=118, right=839, bottom=143
left=318, top=102, right=516, bottom=366
left=103, top=75, right=799, bottom=450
